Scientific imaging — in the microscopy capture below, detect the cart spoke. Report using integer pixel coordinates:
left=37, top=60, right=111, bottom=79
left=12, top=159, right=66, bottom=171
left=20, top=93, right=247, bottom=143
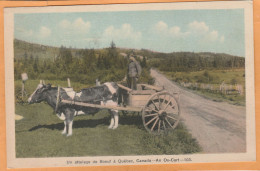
left=169, top=103, right=176, bottom=110
left=166, top=112, right=179, bottom=116
left=162, top=94, right=167, bottom=104
left=157, top=95, right=162, bottom=108
left=144, top=113, right=158, bottom=117
left=163, top=99, right=172, bottom=111
left=158, top=120, right=161, bottom=133
left=166, top=115, right=178, bottom=121
left=165, top=117, right=174, bottom=128
left=151, top=100, right=159, bottom=111
left=144, top=109, right=154, bottom=113
left=145, top=116, right=158, bottom=126
left=145, top=107, right=159, bottom=113
left=162, top=120, right=166, bottom=130
left=151, top=117, right=159, bottom=131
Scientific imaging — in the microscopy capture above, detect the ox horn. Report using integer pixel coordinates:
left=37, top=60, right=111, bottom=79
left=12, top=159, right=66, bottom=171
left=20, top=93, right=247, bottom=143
left=40, top=80, right=43, bottom=84
left=43, top=80, right=46, bottom=85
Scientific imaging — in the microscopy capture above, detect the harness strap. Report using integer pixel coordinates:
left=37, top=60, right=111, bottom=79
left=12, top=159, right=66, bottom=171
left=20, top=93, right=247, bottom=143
left=55, top=86, right=60, bottom=113
left=57, top=87, right=115, bottom=109
left=73, top=92, right=77, bottom=105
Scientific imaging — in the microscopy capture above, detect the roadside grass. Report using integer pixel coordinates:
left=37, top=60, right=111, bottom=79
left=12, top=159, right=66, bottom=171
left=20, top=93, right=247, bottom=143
left=163, top=69, right=245, bottom=85
left=15, top=102, right=201, bottom=157
left=163, top=69, right=245, bottom=106
left=188, top=90, right=245, bottom=106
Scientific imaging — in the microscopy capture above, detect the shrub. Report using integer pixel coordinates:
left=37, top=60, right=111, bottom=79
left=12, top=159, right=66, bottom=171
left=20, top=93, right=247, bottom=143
left=231, top=78, right=238, bottom=85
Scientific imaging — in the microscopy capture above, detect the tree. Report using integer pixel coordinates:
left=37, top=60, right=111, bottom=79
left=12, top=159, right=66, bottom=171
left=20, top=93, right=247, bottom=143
left=80, top=48, right=97, bottom=73
left=110, top=41, right=116, bottom=49
left=107, top=41, right=118, bottom=66
left=60, top=46, right=73, bottom=65
left=23, top=52, right=28, bottom=65
left=29, top=54, right=33, bottom=64
left=33, top=57, right=39, bottom=73
left=141, top=56, right=147, bottom=68
left=97, top=55, right=105, bottom=69
left=58, top=46, right=73, bottom=73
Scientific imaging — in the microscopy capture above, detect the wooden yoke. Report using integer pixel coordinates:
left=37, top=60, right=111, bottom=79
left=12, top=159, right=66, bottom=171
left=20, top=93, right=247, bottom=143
left=117, top=83, right=132, bottom=92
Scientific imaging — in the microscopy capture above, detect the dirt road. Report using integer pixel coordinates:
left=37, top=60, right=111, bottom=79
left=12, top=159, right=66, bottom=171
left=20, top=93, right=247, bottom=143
left=151, top=69, right=246, bottom=153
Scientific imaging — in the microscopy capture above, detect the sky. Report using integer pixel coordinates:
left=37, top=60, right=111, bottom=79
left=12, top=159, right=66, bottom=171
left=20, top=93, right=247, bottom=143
left=14, top=9, right=245, bottom=56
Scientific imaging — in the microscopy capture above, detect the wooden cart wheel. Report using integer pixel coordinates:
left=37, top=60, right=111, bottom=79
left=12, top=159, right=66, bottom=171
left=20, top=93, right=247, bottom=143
left=142, top=91, right=180, bottom=134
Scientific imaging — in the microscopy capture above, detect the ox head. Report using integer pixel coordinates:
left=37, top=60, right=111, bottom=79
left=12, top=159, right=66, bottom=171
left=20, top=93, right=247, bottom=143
left=28, top=81, right=51, bottom=104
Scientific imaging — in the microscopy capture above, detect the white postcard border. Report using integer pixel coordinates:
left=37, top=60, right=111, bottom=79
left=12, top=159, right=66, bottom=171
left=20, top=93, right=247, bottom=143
left=4, top=1, right=255, bottom=168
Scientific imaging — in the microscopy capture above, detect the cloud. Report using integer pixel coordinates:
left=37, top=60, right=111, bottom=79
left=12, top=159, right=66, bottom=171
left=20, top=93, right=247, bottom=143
left=74, top=18, right=91, bottom=30
left=15, top=27, right=34, bottom=38
left=208, top=30, right=218, bottom=41
left=15, top=26, right=51, bottom=40
left=59, top=19, right=70, bottom=29
left=38, top=26, right=51, bottom=38
left=103, top=23, right=141, bottom=42
left=220, top=36, right=225, bottom=43
left=188, top=21, right=224, bottom=43
left=153, top=20, right=224, bottom=43
left=58, top=18, right=91, bottom=33
left=154, top=21, right=189, bottom=37
left=188, top=21, right=209, bottom=34
left=155, top=21, right=168, bottom=32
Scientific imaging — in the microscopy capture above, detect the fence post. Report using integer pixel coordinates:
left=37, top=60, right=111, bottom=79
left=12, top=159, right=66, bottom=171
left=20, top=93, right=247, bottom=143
left=21, top=73, right=28, bottom=101
left=21, top=81, right=24, bottom=100
left=67, top=78, right=71, bottom=87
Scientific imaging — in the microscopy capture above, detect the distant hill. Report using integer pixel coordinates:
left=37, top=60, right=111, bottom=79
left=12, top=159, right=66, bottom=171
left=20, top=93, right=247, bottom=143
left=14, top=39, right=243, bottom=60
left=14, top=38, right=244, bottom=73
left=14, top=39, right=82, bottom=61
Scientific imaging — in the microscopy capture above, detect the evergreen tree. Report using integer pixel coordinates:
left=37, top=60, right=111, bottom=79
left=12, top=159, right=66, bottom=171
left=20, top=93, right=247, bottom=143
left=33, top=57, right=39, bottom=73
left=107, top=41, right=118, bottom=65
left=29, top=54, right=33, bottom=64
left=23, top=52, right=28, bottom=65
left=58, top=46, right=73, bottom=73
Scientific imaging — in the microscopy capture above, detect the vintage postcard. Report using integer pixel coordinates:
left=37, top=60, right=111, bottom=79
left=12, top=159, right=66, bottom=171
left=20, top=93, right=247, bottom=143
left=4, top=1, right=255, bottom=168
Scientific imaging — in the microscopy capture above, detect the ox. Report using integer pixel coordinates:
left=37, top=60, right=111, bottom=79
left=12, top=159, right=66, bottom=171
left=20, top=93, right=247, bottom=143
left=28, top=82, right=119, bottom=136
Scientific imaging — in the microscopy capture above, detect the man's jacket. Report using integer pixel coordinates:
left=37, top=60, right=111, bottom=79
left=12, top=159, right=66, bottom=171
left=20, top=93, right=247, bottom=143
left=128, top=61, right=142, bottom=77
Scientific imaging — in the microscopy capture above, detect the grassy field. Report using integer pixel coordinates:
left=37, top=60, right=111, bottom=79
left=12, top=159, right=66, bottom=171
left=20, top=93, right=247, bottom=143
left=163, top=69, right=245, bottom=106
left=163, top=69, right=245, bottom=85
left=15, top=79, right=201, bottom=158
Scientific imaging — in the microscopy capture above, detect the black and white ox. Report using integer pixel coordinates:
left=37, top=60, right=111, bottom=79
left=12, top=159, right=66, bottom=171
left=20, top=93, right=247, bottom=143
left=28, top=82, right=119, bottom=136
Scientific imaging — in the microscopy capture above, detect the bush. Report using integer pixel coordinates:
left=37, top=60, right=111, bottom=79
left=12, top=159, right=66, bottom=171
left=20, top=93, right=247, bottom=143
left=197, top=75, right=207, bottom=83
left=175, top=76, right=183, bottom=83
left=231, top=78, right=238, bottom=85
left=139, top=69, right=154, bottom=85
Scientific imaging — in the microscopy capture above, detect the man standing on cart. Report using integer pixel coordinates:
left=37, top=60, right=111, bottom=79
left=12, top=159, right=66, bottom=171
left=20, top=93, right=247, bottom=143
left=127, top=55, right=142, bottom=90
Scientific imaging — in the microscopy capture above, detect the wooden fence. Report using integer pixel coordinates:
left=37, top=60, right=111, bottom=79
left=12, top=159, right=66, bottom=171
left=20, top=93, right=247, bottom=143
left=180, top=82, right=244, bottom=95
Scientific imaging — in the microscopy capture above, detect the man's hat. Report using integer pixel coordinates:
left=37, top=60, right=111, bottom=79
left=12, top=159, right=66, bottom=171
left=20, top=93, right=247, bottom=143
left=129, top=56, right=136, bottom=61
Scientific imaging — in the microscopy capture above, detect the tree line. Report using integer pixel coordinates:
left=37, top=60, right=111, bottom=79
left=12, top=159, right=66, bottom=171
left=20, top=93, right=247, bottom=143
left=14, top=40, right=151, bottom=85
left=14, top=39, right=244, bottom=85
left=148, top=52, right=245, bottom=72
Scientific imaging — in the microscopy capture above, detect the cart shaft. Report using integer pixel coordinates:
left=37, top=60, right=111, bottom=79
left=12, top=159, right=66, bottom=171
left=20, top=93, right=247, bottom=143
left=61, top=99, right=142, bottom=112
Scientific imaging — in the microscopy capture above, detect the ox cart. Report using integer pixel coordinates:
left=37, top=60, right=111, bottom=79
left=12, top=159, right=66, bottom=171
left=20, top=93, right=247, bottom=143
left=61, top=83, right=180, bottom=134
